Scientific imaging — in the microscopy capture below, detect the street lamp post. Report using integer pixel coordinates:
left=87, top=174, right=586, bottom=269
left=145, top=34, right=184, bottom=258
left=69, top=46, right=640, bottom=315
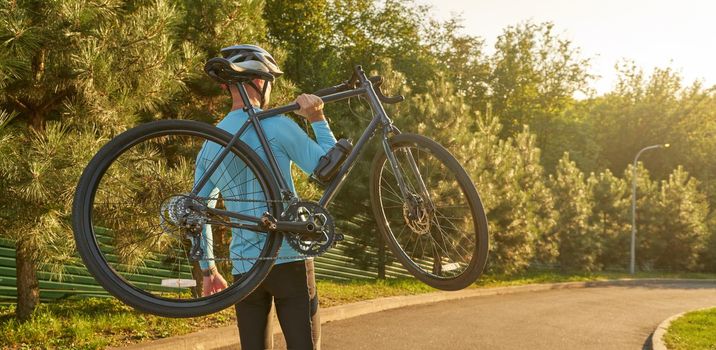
left=630, top=143, right=670, bottom=275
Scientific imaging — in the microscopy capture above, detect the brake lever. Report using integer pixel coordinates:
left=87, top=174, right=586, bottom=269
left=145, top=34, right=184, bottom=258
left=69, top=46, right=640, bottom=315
left=364, top=75, right=403, bottom=103
left=378, top=92, right=405, bottom=104
left=368, top=76, right=383, bottom=86
left=372, top=78, right=404, bottom=104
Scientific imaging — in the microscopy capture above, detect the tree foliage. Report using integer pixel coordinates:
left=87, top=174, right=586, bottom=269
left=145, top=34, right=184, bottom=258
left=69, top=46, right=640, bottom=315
left=650, top=166, right=709, bottom=270
left=550, top=154, right=600, bottom=271
left=588, top=169, right=630, bottom=269
left=488, top=22, right=592, bottom=136
left=2, top=0, right=715, bottom=323
left=0, top=0, right=259, bottom=320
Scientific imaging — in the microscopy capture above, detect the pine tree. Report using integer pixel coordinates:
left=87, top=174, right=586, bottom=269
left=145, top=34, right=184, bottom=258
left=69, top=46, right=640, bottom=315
left=482, top=126, right=556, bottom=273
left=0, top=0, right=189, bottom=320
left=653, top=166, right=709, bottom=270
left=589, top=169, right=630, bottom=269
left=512, top=129, right=559, bottom=268
left=550, top=153, right=600, bottom=271
left=702, top=217, right=716, bottom=272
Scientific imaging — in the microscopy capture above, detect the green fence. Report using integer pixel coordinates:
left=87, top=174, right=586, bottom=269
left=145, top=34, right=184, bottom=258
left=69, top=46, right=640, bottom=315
left=315, top=234, right=412, bottom=280
left=0, top=238, right=108, bottom=303
left=0, top=234, right=410, bottom=304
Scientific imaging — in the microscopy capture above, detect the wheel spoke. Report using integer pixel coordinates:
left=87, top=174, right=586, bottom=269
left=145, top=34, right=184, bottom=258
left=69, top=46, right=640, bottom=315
left=77, top=124, right=281, bottom=310
left=373, top=137, right=486, bottom=285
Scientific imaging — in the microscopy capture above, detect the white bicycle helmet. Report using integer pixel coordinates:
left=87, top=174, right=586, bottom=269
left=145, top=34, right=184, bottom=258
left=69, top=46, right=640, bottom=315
left=204, top=44, right=283, bottom=107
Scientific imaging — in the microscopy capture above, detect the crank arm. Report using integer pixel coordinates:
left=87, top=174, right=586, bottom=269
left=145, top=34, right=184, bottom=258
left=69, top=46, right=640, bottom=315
left=275, top=220, right=322, bottom=240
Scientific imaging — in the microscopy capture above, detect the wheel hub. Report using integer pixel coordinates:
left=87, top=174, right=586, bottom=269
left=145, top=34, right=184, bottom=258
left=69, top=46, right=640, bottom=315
left=160, top=194, right=206, bottom=229
left=403, top=193, right=431, bottom=235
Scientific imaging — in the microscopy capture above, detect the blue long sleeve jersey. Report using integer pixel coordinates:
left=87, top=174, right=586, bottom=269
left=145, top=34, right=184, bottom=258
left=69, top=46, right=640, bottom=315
left=194, top=109, right=337, bottom=275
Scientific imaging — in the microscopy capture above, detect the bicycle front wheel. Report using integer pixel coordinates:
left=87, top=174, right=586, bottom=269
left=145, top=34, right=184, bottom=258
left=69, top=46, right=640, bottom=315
left=369, top=133, right=488, bottom=290
left=72, top=120, right=282, bottom=317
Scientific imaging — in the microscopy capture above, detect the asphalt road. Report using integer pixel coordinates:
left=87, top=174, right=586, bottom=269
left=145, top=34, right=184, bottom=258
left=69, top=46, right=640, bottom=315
left=272, top=280, right=716, bottom=350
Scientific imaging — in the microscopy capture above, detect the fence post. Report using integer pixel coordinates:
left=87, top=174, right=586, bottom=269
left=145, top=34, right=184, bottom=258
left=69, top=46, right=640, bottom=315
left=377, top=234, right=386, bottom=279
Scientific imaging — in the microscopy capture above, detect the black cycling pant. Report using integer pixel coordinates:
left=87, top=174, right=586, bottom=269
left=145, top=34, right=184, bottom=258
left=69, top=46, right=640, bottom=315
left=234, top=259, right=321, bottom=350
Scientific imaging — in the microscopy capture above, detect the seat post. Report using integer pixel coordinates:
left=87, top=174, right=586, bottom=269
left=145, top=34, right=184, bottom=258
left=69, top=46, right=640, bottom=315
left=234, top=80, right=293, bottom=199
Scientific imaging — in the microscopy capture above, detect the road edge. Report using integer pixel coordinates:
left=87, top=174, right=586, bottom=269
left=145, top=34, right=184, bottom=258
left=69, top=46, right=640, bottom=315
left=652, top=306, right=716, bottom=350
left=110, top=278, right=716, bottom=350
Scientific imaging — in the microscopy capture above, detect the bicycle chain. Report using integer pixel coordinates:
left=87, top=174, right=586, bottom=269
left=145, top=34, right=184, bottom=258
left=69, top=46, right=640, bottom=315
left=196, top=255, right=312, bottom=261
left=194, top=196, right=296, bottom=206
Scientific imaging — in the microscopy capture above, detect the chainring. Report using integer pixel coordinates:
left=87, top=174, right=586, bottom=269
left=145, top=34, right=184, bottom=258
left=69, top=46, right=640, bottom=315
left=281, top=201, right=336, bottom=256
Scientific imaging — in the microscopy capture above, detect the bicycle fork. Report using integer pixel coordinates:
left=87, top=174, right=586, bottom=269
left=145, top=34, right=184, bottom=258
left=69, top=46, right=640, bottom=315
left=380, top=128, right=434, bottom=215
left=381, top=128, right=443, bottom=272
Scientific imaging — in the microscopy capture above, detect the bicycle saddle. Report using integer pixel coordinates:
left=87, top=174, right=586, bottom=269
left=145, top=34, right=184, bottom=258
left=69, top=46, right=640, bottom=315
left=204, top=57, right=276, bottom=84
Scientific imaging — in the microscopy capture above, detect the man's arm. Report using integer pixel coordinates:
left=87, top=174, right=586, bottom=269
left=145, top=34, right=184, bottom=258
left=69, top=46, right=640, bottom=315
left=279, top=94, right=338, bottom=173
left=193, top=152, right=217, bottom=272
left=197, top=186, right=220, bottom=271
left=193, top=155, right=228, bottom=296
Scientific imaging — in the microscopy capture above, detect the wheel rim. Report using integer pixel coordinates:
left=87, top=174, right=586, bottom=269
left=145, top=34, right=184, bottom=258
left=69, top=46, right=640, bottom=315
left=377, top=142, right=478, bottom=280
left=84, top=128, right=277, bottom=303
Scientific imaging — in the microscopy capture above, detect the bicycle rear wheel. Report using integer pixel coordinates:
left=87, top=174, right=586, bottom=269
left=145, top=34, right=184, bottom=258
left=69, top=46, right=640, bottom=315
left=72, top=120, right=282, bottom=317
left=369, top=133, right=488, bottom=290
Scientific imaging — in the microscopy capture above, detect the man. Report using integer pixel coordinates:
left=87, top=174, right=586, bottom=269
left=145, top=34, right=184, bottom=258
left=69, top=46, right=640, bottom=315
left=196, top=44, right=335, bottom=350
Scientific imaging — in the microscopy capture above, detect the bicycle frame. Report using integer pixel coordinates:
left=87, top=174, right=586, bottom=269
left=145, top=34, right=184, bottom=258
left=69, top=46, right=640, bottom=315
left=191, top=66, right=422, bottom=236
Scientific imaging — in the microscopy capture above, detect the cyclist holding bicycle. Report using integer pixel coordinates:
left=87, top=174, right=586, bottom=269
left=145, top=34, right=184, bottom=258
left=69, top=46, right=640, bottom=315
left=73, top=42, right=488, bottom=342
left=197, top=44, right=334, bottom=350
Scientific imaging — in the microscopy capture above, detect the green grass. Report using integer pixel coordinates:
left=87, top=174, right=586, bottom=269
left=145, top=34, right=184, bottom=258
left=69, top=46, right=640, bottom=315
left=1, top=270, right=715, bottom=349
left=0, top=298, right=235, bottom=350
left=475, top=270, right=716, bottom=287
left=317, top=277, right=438, bottom=307
left=664, top=307, right=716, bottom=350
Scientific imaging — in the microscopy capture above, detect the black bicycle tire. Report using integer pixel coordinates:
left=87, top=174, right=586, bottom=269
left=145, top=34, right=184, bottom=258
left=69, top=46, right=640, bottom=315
left=369, top=133, right=489, bottom=290
left=72, top=119, right=282, bottom=317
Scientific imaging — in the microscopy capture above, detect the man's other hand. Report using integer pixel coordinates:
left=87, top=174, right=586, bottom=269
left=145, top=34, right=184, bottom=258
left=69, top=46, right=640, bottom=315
left=294, top=94, right=325, bottom=122
left=202, top=269, right=228, bottom=297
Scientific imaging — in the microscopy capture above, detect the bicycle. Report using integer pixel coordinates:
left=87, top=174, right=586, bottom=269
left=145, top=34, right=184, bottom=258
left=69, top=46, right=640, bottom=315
left=72, top=64, right=489, bottom=318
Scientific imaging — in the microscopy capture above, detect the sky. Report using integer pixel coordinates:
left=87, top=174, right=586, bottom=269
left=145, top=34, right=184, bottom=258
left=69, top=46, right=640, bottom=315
left=420, top=0, right=716, bottom=95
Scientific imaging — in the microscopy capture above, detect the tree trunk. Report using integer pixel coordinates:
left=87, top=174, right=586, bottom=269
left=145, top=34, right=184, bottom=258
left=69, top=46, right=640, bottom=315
left=191, top=263, right=203, bottom=298
left=15, top=239, right=40, bottom=321
left=29, top=111, right=44, bottom=132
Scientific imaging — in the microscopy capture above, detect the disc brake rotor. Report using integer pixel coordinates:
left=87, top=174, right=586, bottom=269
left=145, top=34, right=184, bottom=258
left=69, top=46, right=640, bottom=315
left=403, top=193, right=431, bottom=235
